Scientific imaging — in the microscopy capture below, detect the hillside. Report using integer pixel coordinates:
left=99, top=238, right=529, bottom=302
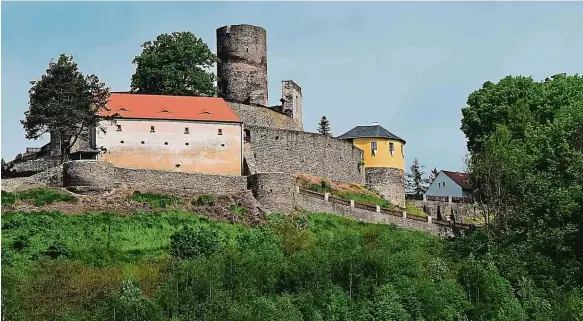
left=3, top=189, right=580, bottom=321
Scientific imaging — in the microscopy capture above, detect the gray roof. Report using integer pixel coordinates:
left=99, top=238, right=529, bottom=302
left=337, top=125, right=406, bottom=144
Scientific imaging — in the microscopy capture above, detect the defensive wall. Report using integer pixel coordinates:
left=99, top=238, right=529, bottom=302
left=365, top=167, right=405, bottom=208
left=229, top=102, right=301, bottom=131
left=406, top=195, right=484, bottom=224
left=246, top=126, right=365, bottom=184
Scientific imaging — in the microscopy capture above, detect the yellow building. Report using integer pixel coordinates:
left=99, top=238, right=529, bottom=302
left=337, top=122, right=406, bottom=171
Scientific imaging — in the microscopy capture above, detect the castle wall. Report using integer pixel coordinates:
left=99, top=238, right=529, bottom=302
left=365, top=167, right=405, bottom=207
left=63, top=160, right=115, bottom=192
left=281, top=80, right=303, bottom=130
left=248, top=172, right=295, bottom=214
left=228, top=102, right=300, bottom=131
left=247, top=126, right=365, bottom=184
left=96, top=118, right=243, bottom=176
left=217, top=24, right=268, bottom=107
left=408, top=199, right=484, bottom=224
left=114, top=166, right=247, bottom=194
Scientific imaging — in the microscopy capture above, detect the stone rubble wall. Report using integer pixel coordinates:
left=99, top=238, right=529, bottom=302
left=229, top=103, right=301, bottom=131
left=248, top=126, right=365, bottom=184
left=408, top=199, right=484, bottom=223
left=248, top=172, right=295, bottom=214
left=365, top=167, right=405, bottom=208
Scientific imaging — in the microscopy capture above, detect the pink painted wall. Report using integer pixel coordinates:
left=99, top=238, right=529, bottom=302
left=96, top=119, right=242, bottom=176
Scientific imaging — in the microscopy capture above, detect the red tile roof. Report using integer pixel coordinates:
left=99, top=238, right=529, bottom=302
left=442, top=171, right=473, bottom=191
left=99, top=93, right=241, bottom=123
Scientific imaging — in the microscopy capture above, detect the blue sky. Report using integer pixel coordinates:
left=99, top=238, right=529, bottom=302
left=2, top=2, right=583, bottom=173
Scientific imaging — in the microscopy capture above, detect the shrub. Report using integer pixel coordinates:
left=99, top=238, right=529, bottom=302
left=130, top=191, right=177, bottom=209
left=11, top=235, right=29, bottom=251
left=230, top=203, right=247, bottom=216
left=44, top=241, right=70, bottom=259
left=9, top=188, right=77, bottom=206
left=192, top=194, right=215, bottom=206
left=1, top=191, right=17, bottom=207
left=169, top=226, right=221, bottom=259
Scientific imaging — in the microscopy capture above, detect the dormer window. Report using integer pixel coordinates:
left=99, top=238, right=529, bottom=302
left=202, top=111, right=212, bottom=115
left=116, top=124, right=122, bottom=131
left=150, top=126, right=155, bottom=132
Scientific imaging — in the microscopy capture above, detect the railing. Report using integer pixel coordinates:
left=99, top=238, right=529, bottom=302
left=426, top=195, right=449, bottom=202
left=406, top=194, right=474, bottom=204
left=405, top=194, right=424, bottom=200
left=297, top=187, right=478, bottom=232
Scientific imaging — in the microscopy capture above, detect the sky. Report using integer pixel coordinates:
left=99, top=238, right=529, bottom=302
left=2, top=1, right=583, bottom=173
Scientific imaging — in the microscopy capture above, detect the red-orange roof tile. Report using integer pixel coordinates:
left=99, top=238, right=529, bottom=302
left=442, top=171, right=473, bottom=191
left=99, top=93, right=241, bottom=123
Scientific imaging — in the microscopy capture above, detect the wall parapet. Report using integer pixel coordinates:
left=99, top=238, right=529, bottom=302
left=297, top=188, right=476, bottom=237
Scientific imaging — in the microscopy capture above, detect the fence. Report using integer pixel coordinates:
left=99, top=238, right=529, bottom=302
left=298, top=188, right=476, bottom=232
left=405, top=194, right=474, bottom=204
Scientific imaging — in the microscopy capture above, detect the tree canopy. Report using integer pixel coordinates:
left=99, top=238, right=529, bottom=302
left=405, top=158, right=429, bottom=195
left=21, top=54, right=110, bottom=162
left=461, top=73, right=583, bottom=292
left=131, top=32, right=218, bottom=97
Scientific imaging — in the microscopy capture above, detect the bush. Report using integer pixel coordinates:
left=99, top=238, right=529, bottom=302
left=6, top=188, right=77, bottom=207
left=44, top=241, right=70, bottom=259
left=193, top=194, right=215, bottom=206
left=230, top=203, right=247, bottom=216
left=169, top=226, right=221, bottom=259
left=130, top=191, right=177, bottom=209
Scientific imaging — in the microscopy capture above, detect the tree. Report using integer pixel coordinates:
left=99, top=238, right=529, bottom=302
left=318, top=116, right=332, bottom=136
left=406, top=158, right=429, bottom=195
left=462, top=73, right=583, bottom=287
left=21, top=54, right=111, bottom=163
left=131, top=31, right=218, bottom=97
left=428, top=167, right=439, bottom=183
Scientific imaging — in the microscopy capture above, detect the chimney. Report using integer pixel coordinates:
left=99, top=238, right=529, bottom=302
left=372, top=122, right=379, bottom=126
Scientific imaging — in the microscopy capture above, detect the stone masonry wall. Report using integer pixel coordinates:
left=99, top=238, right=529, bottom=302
left=294, top=192, right=454, bottom=237
left=229, top=103, right=300, bottom=131
left=115, top=166, right=247, bottom=194
left=409, top=199, right=483, bottom=223
left=365, top=167, right=405, bottom=208
left=63, top=160, right=115, bottom=192
left=248, top=172, right=295, bottom=214
left=248, top=126, right=365, bottom=184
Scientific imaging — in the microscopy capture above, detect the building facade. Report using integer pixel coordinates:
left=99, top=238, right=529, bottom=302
left=337, top=122, right=406, bottom=207
left=96, top=93, right=243, bottom=176
left=424, top=170, right=472, bottom=198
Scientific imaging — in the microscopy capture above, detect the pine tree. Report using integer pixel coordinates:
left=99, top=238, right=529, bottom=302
left=318, top=116, right=332, bottom=136
left=406, top=158, right=430, bottom=195
left=429, top=167, right=439, bottom=183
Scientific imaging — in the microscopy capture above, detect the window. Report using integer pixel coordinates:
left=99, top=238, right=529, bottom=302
left=371, top=141, right=377, bottom=150
left=184, top=127, right=189, bottom=134
left=401, top=145, right=404, bottom=157
left=185, top=142, right=189, bottom=146
left=443, top=182, right=446, bottom=187
left=218, top=129, right=223, bottom=135
left=389, top=142, right=394, bottom=152
left=120, top=140, right=124, bottom=144
left=116, top=124, right=122, bottom=131
left=164, top=142, right=168, bottom=145
left=221, top=144, right=225, bottom=147
left=150, top=126, right=155, bottom=132
left=141, top=141, right=145, bottom=144
left=438, top=183, right=441, bottom=187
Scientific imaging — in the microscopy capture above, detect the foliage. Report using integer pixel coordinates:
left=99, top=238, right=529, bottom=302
left=405, top=201, right=427, bottom=217
left=2, top=188, right=77, bottom=207
left=169, top=225, right=221, bottom=259
left=428, top=167, right=439, bottom=183
left=21, top=54, right=111, bottom=163
left=461, top=73, right=583, bottom=289
left=130, top=191, right=178, bottom=209
left=131, top=31, right=218, bottom=97
left=406, top=158, right=430, bottom=195
left=230, top=203, right=247, bottom=216
left=2, top=210, right=582, bottom=320
left=192, top=194, right=215, bottom=206
left=318, top=116, right=332, bottom=136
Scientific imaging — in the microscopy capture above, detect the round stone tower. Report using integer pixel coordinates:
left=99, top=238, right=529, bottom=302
left=216, top=24, right=268, bottom=107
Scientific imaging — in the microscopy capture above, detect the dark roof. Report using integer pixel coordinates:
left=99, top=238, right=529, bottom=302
left=337, top=124, right=406, bottom=144
left=442, top=171, right=473, bottom=191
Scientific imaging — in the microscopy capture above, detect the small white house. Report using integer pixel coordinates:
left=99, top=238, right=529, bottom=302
left=425, top=170, right=472, bottom=198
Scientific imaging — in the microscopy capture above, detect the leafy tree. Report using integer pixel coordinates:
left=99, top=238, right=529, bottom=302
left=428, top=167, right=439, bottom=183
left=131, top=31, right=218, bottom=97
left=21, top=54, right=111, bottom=163
left=318, top=116, right=332, bottom=136
left=406, top=158, right=429, bottom=195
left=462, top=73, right=583, bottom=288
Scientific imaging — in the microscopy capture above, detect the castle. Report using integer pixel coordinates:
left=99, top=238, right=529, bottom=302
left=4, top=24, right=406, bottom=208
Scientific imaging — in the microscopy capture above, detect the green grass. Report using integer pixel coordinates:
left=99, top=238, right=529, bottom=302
left=192, top=194, right=216, bottom=206
left=1, top=189, right=77, bottom=207
left=307, top=182, right=396, bottom=208
left=406, top=201, right=427, bottom=217
left=230, top=203, right=247, bottom=216
left=130, top=191, right=179, bottom=209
